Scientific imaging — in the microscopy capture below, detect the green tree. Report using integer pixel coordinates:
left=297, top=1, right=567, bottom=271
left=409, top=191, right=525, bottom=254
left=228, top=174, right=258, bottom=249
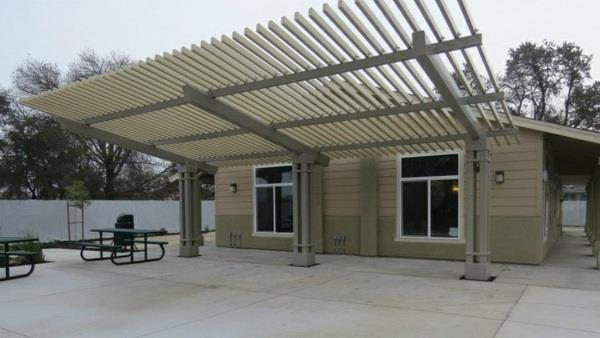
left=0, top=89, right=88, bottom=199
left=556, top=42, right=592, bottom=126
left=503, top=41, right=561, bottom=120
left=570, top=81, right=600, bottom=130
left=64, top=180, right=91, bottom=208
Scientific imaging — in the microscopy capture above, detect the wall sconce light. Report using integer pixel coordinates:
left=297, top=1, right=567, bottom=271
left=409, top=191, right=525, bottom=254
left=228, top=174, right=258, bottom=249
left=229, top=183, right=238, bottom=193
left=495, top=171, right=505, bottom=184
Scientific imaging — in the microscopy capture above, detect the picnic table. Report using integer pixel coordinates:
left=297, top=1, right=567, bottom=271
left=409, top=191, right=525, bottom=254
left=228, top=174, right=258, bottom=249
left=78, top=228, right=167, bottom=265
left=0, top=237, right=39, bottom=281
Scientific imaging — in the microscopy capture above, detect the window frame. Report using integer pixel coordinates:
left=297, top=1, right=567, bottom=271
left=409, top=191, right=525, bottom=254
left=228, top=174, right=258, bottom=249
left=253, top=163, right=294, bottom=237
left=396, top=151, right=464, bottom=242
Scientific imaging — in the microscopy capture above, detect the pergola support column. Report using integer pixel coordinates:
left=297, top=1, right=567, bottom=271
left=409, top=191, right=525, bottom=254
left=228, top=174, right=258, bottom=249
left=178, top=163, right=203, bottom=257
left=585, top=180, right=593, bottom=242
left=591, top=168, right=600, bottom=258
left=291, top=157, right=317, bottom=267
left=464, top=138, right=492, bottom=281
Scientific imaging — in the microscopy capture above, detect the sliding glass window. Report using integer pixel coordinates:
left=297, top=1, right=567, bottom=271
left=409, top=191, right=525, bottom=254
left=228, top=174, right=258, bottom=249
left=254, top=165, right=293, bottom=234
left=398, top=153, right=461, bottom=239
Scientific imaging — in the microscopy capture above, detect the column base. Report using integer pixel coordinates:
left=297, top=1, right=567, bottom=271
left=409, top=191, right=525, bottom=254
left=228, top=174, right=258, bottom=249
left=179, top=245, right=199, bottom=258
left=290, top=252, right=317, bottom=267
left=463, top=262, right=493, bottom=281
left=593, top=241, right=600, bottom=257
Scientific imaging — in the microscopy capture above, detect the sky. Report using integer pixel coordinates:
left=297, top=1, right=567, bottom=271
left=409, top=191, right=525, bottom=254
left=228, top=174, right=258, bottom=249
left=1, top=0, right=600, bottom=89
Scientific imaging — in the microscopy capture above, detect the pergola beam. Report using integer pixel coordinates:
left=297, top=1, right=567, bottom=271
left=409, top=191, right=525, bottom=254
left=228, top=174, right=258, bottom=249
left=317, top=133, right=468, bottom=152
left=204, top=150, right=291, bottom=163
left=201, top=127, right=517, bottom=163
left=81, top=96, right=188, bottom=125
left=209, top=34, right=482, bottom=97
left=56, top=117, right=217, bottom=174
left=151, top=91, right=504, bottom=146
left=150, top=129, right=246, bottom=146
left=202, top=135, right=467, bottom=163
left=273, top=92, right=503, bottom=129
left=183, top=85, right=329, bottom=166
left=412, top=31, right=484, bottom=140
left=314, top=128, right=515, bottom=152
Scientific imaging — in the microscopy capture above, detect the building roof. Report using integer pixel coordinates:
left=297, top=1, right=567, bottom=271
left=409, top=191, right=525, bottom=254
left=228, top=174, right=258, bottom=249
left=513, top=116, right=600, bottom=146
left=20, top=0, right=516, bottom=172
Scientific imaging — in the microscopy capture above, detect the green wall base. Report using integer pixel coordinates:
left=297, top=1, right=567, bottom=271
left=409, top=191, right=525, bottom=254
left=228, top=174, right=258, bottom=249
left=216, top=215, right=292, bottom=251
left=215, top=215, right=544, bottom=264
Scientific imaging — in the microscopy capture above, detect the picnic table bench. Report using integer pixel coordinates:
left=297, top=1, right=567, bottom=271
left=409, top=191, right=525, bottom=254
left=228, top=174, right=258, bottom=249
left=0, top=237, right=39, bottom=281
left=78, top=228, right=167, bottom=265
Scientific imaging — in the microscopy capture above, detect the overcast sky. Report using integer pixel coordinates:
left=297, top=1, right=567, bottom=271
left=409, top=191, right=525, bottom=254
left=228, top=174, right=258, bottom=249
left=1, top=0, right=600, bottom=89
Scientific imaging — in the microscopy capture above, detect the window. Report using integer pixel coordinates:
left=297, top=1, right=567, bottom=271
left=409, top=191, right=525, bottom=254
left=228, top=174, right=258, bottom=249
left=397, top=153, right=461, bottom=239
left=254, top=165, right=293, bottom=235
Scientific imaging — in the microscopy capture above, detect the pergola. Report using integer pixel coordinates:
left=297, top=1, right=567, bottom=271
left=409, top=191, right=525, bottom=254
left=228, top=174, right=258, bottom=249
left=22, top=0, right=517, bottom=280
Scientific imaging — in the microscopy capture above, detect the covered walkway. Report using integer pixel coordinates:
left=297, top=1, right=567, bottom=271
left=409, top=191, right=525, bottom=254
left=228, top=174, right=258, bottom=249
left=542, top=227, right=596, bottom=270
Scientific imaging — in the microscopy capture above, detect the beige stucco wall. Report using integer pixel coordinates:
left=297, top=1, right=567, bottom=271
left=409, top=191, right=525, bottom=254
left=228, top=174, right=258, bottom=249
left=214, top=128, right=548, bottom=264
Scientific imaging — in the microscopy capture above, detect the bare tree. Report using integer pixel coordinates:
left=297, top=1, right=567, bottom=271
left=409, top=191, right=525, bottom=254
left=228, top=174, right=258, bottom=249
left=12, top=60, right=61, bottom=96
left=66, top=50, right=131, bottom=83
left=66, top=50, right=138, bottom=199
left=10, top=50, right=169, bottom=199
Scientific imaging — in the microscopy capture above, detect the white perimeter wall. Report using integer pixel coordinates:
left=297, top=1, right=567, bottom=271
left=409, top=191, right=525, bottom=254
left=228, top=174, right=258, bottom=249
left=561, top=200, right=586, bottom=226
left=0, top=200, right=215, bottom=242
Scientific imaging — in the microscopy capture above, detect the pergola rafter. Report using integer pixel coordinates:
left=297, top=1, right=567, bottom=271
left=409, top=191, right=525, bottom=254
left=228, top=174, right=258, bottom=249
left=56, top=117, right=217, bottom=174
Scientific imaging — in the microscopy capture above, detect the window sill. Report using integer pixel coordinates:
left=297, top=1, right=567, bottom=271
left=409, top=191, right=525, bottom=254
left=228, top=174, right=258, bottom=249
left=252, top=232, right=294, bottom=238
left=394, top=237, right=465, bottom=244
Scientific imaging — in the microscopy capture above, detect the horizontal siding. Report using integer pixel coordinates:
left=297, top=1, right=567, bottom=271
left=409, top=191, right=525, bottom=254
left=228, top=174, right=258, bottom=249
left=215, top=166, right=253, bottom=216
left=378, top=157, right=396, bottom=217
left=377, top=128, right=543, bottom=218
left=489, top=128, right=543, bottom=217
left=213, top=129, right=543, bottom=220
left=323, top=159, right=361, bottom=216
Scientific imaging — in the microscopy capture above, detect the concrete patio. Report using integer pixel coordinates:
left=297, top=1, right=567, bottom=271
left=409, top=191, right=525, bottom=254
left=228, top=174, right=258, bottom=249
left=1, top=229, right=599, bottom=338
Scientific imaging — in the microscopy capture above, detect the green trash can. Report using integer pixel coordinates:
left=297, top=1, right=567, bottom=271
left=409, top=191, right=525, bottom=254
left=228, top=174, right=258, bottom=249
left=114, top=214, right=134, bottom=247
